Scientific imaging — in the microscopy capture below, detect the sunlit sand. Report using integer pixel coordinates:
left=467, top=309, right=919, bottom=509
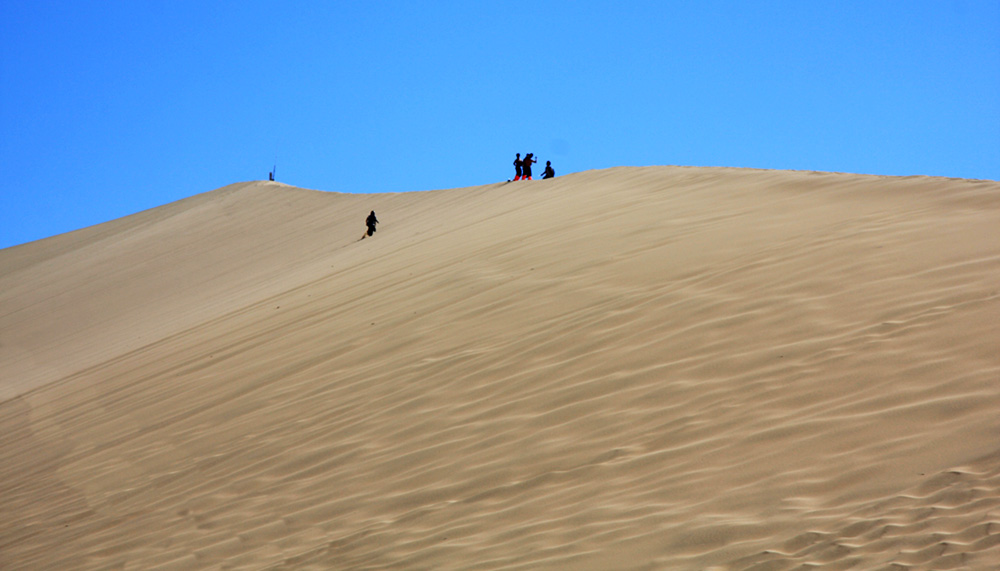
left=3, top=166, right=999, bottom=569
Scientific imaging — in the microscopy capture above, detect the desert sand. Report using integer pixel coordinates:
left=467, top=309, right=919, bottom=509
left=2, top=166, right=999, bottom=570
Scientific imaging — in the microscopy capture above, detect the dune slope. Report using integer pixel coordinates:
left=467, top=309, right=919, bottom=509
left=2, top=167, right=999, bottom=569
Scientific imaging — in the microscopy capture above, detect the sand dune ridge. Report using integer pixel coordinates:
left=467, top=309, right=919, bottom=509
left=2, top=166, right=999, bottom=569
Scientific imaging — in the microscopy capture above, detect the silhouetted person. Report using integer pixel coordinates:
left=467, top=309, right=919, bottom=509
left=366, top=210, right=379, bottom=236
left=542, top=161, right=555, bottom=179
left=513, top=153, right=523, bottom=181
left=269, top=171, right=274, bottom=181
left=522, top=153, right=536, bottom=180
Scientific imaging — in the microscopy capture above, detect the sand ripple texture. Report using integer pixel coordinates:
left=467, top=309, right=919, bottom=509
left=2, top=167, right=999, bottom=569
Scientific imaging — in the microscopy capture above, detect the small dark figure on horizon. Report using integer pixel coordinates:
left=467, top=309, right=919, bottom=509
left=522, top=153, right=536, bottom=180
left=542, top=161, right=555, bottom=179
left=366, top=211, right=379, bottom=237
left=269, top=171, right=274, bottom=181
left=513, top=153, right=523, bottom=181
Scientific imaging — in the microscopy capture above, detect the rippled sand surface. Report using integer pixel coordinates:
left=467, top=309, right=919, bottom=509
left=3, top=167, right=999, bottom=569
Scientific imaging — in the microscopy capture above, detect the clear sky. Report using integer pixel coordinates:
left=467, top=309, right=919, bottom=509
left=2, top=1, right=998, bottom=249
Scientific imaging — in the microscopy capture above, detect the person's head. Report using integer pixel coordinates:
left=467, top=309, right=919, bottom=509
left=516, top=153, right=520, bottom=157
left=370, top=210, right=375, bottom=215
left=546, top=161, right=551, bottom=166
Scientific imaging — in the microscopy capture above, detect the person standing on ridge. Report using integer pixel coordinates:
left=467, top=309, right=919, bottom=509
left=522, top=153, right=536, bottom=180
left=365, top=210, right=379, bottom=237
left=513, top=153, right=523, bottom=181
left=542, top=161, right=555, bottom=179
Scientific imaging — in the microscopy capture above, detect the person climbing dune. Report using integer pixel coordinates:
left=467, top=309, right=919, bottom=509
left=365, top=210, right=379, bottom=237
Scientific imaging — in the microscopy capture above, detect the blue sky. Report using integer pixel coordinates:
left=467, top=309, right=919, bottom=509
left=2, top=1, right=998, bottom=249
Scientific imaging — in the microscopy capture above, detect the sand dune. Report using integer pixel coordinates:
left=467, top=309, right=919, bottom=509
left=2, top=166, right=999, bottom=569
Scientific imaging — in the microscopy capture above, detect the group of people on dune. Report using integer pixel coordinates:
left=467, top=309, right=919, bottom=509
left=364, top=154, right=556, bottom=238
left=512, top=153, right=554, bottom=181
